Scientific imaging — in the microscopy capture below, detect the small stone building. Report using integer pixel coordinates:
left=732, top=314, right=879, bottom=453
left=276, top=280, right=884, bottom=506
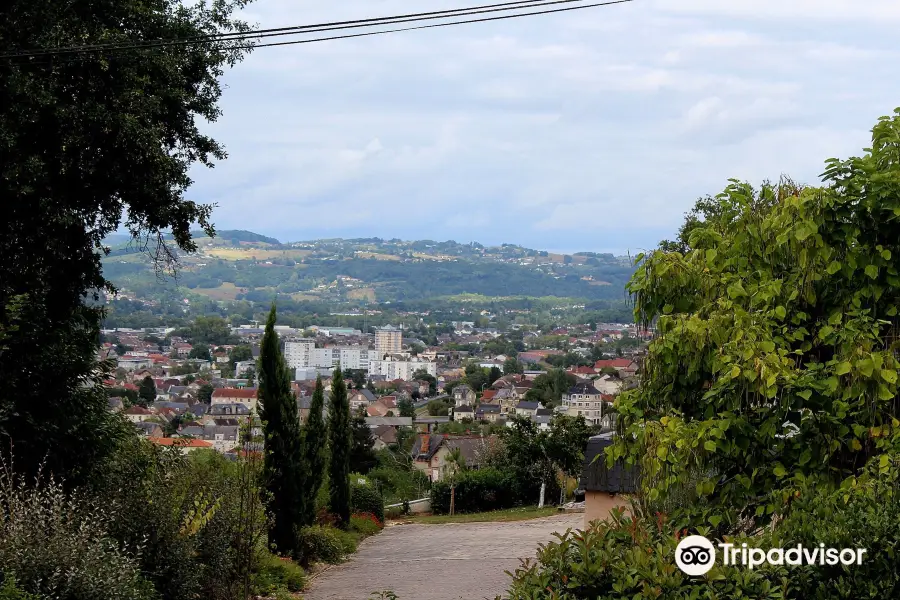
left=579, top=432, right=639, bottom=527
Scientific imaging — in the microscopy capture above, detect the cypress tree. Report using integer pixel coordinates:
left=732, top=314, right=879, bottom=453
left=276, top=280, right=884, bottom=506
left=328, top=367, right=351, bottom=528
left=257, top=304, right=306, bottom=554
left=300, top=376, right=328, bottom=526
left=137, top=375, right=156, bottom=407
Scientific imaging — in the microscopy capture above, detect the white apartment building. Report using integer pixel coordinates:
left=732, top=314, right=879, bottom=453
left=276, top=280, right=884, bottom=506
left=309, top=347, right=371, bottom=370
left=368, top=357, right=437, bottom=381
left=374, top=325, right=402, bottom=359
left=284, top=339, right=316, bottom=369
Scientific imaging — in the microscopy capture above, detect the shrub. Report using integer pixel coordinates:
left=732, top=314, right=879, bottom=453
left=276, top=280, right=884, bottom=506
left=0, top=574, right=38, bottom=600
left=503, top=507, right=783, bottom=600
left=293, top=526, right=344, bottom=567
left=431, top=468, right=522, bottom=514
left=333, top=529, right=359, bottom=555
left=251, top=552, right=306, bottom=595
left=0, top=467, right=157, bottom=600
left=350, top=513, right=383, bottom=536
left=350, top=482, right=385, bottom=523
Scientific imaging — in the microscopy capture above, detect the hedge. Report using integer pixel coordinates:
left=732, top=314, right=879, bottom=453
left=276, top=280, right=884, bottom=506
left=431, top=468, right=531, bottom=514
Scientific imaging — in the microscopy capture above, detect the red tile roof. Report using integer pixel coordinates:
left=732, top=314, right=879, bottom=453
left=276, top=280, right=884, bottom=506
left=594, top=358, right=633, bottom=369
left=148, top=437, right=213, bottom=448
left=481, top=389, right=498, bottom=401
left=212, top=388, right=258, bottom=399
left=124, top=406, right=152, bottom=415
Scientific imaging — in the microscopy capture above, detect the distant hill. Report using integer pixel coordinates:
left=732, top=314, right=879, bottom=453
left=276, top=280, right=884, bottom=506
left=193, top=229, right=281, bottom=245
left=102, top=233, right=635, bottom=307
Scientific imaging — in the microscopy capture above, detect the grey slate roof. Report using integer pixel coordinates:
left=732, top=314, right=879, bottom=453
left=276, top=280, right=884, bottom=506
left=515, top=401, right=541, bottom=411
left=567, top=382, right=600, bottom=395
left=579, top=433, right=639, bottom=493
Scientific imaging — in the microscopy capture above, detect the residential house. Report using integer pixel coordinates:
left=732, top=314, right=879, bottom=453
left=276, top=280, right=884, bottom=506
left=452, top=384, right=476, bottom=407
left=562, top=382, right=614, bottom=427
left=371, top=425, right=399, bottom=450
left=123, top=405, right=153, bottom=423
left=512, top=401, right=542, bottom=418
left=211, top=387, right=258, bottom=413
left=201, top=424, right=240, bottom=453
left=593, top=374, right=623, bottom=395
left=349, top=389, right=376, bottom=413
left=579, top=433, right=638, bottom=527
left=451, top=404, right=475, bottom=421
left=475, top=403, right=502, bottom=423
left=134, top=421, right=163, bottom=437
left=107, top=397, right=125, bottom=412
left=173, top=342, right=193, bottom=357
left=593, top=358, right=635, bottom=374
left=365, top=416, right=413, bottom=428
left=411, top=434, right=493, bottom=482
left=481, top=389, right=498, bottom=403
left=208, top=402, right=252, bottom=417
left=148, top=436, right=214, bottom=454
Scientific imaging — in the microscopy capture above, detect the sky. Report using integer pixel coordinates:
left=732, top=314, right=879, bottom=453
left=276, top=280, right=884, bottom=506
left=188, top=0, right=900, bottom=255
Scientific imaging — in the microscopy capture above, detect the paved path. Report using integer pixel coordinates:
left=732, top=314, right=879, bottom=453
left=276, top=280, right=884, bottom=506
left=303, top=514, right=582, bottom=600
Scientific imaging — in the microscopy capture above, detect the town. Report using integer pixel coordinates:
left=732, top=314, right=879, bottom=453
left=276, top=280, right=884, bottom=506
left=104, top=319, right=650, bottom=479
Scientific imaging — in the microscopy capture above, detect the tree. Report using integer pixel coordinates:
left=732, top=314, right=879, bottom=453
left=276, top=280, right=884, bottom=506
left=300, top=376, right=328, bottom=527
left=0, top=0, right=253, bottom=486
left=503, top=357, right=524, bottom=375
left=488, top=366, right=502, bottom=386
left=412, top=369, right=437, bottom=396
left=188, top=343, right=211, bottom=361
left=398, top=397, right=416, bottom=418
left=612, top=111, right=900, bottom=532
left=198, top=383, right=214, bottom=404
left=464, top=363, right=488, bottom=394
left=138, top=376, right=157, bottom=407
left=426, top=400, right=450, bottom=417
left=229, top=344, right=253, bottom=368
left=257, top=305, right=306, bottom=554
left=349, top=409, right=377, bottom=475
left=524, top=369, right=576, bottom=407
left=328, top=368, right=351, bottom=528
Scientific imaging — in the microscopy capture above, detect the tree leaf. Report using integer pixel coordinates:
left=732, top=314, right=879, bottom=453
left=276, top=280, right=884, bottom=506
left=865, top=264, right=879, bottom=279
left=835, top=361, right=852, bottom=376
left=882, top=370, right=898, bottom=384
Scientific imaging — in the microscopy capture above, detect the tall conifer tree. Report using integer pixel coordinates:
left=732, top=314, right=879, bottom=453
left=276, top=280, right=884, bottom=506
left=257, top=304, right=306, bottom=553
left=300, top=376, right=328, bottom=526
left=328, top=367, right=351, bottom=528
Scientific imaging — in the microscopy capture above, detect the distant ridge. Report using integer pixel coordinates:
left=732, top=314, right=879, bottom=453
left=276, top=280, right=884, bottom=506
left=192, top=229, right=281, bottom=245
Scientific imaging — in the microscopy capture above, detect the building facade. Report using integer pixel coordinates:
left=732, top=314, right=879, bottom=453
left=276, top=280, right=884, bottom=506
left=368, top=357, right=437, bottom=381
left=374, top=325, right=402, bottom=358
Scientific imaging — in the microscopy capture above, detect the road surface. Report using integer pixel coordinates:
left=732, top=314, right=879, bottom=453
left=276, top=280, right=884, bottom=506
left=303, top=513, right=582, bottom=600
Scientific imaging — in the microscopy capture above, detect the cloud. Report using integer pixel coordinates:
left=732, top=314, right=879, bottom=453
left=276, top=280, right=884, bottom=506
left=189, top=0, right=898, bottom=253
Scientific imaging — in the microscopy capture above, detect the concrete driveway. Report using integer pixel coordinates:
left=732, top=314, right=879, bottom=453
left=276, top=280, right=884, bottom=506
left=303, top=513, right=582, bottom=600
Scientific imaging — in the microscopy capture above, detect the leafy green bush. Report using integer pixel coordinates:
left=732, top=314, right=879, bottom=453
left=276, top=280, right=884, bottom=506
left=503, top=508, right=783, bottom=600
left=0, top=468, right=157, bottom=600
left=350, top=481, right=385, bottom=523
left=0, top=574, right=38, bottom=600
left=251, top=552, right=306, bottom=595
left=293, top=526, right=344, bottom=567
left=431, top=468, right=522, bottom=514
left=93, top=439, right=268, bottom=600
left=350, top=513, right=383, bottom=536
left=758, top=458, right=900, bottom=599
left=333, top=529, right=359, bottom=555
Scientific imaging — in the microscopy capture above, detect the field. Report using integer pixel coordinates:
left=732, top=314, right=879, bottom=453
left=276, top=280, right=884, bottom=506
left=203, top=247, right=311, bottom=261
left=191, top=282, right=246, bottom=301
left=347, top=287, right=376, bottom=302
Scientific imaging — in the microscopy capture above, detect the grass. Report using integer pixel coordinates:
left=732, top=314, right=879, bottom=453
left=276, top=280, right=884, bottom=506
left=397, top=506, right=559, bottom=524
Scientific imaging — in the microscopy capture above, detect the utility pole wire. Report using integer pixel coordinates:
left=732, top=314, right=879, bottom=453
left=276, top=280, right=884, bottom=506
left=0, top=0, right=633, bottom=63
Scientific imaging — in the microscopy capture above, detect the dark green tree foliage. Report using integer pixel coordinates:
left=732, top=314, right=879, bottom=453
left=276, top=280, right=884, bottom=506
left=0, top=0, right=252, bottom=485
left=188, top=343, right=211, bottom=361
left=300, top=376, right=328, bottom=526
left=198, top=383, right=214, bottom=405
left=397, top=397, right=415, bottom=418
left=228, top=345, right=253, bottom=368
left=257, top=305, right=305, bottom=554
left=503, top=357, right=524, bottom=375
left=349, top=409, right=377, bottom=475
left=327, top=368, right=351, bottom=528
left=524, top=369, right=577, bottom=407
left=138, top=376, right=157, bottom=407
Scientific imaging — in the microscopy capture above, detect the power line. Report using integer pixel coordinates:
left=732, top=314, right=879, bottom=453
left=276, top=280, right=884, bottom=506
left=1, top=0, right=633, bottom=63
left=1, top=0, right=559, bottom=58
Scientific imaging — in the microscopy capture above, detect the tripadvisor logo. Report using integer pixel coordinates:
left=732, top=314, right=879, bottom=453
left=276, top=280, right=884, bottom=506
left=675, top=535, right=867, bottom=576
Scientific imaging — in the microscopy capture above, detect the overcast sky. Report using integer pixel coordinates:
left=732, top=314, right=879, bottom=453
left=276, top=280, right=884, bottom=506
left=188, top=0, right=899, bottom=254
